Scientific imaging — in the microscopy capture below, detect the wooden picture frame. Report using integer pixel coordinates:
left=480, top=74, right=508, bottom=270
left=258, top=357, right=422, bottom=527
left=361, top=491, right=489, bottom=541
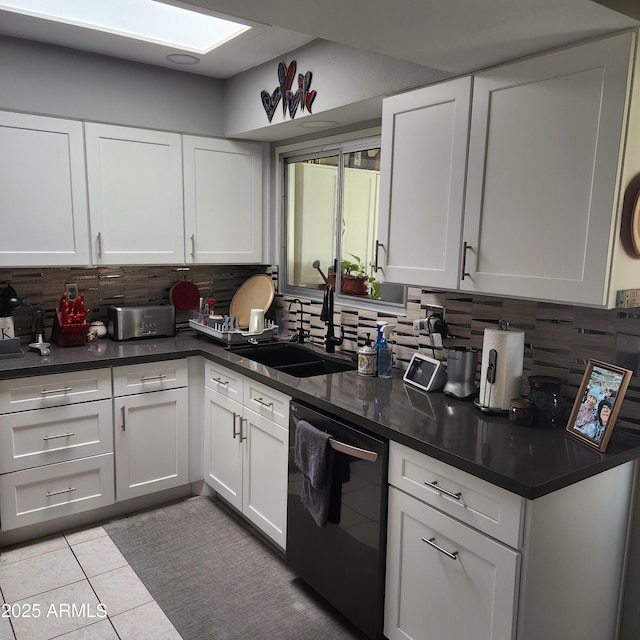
left=566, top=359, right=632, bottom=451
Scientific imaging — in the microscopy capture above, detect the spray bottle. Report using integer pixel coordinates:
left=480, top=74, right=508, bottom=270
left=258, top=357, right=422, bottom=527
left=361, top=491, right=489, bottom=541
left=377, top=323, right=394, bottom=378
left=374, top=321, right=387, bottom=361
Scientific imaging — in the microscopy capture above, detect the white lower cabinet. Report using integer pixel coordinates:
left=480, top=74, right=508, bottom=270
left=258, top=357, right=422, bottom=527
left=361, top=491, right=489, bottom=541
left=0, top=454, right=115, bottom=531
left=113, top=361, right=189, bottom=501
left=0, top=368, right=114, bottom=532
left=385, top=441, right=521, bottom=640
left=204, top=386, right=243, bottom=508
left=385, top=487, right=518, bottom=640
left=385, top=441, right=635, bottom=640
left=203, top=360, right=289, bottom=549
left=241, top=407, right=288, bottom=546
left=0, top=399, right=113, bottom=474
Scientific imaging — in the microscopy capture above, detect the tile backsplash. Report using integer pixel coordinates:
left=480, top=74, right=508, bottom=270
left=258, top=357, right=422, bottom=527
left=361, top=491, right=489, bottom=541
left=0, top=264, right=273, bottom=340
left=274, top=284, right=640, bottom=431
left=2, top=264, right=639, bottom=430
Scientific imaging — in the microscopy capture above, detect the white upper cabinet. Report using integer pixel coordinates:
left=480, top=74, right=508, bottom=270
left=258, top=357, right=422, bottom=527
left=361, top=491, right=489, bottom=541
left=462, top=33, right=635, bottom=306
left=0, top=112, right=91, bottom=266
left=377, top=77, right=472, bottom=288
left=378, top=32, right=639, bottom=308
left=85, top=123, right=185, bottom=265
left=183, top=136, right=263, bottom=264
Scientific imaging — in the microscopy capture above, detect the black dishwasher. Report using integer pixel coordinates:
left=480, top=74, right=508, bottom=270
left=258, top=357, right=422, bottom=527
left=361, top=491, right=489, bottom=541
left=287, top=401, right=389, bottom=640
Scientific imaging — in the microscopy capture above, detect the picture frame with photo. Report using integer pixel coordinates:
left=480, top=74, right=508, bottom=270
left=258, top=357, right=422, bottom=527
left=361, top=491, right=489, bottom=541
left=566, top=359, right=632, bottom=452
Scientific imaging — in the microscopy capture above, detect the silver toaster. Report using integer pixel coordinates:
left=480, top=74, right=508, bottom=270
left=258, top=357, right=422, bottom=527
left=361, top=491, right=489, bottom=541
left=107, top=304, right=175, bottom=341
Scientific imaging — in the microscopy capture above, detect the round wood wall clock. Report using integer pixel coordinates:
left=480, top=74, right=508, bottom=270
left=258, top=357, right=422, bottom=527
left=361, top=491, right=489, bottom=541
left=632, top=189, right=640, bottom=256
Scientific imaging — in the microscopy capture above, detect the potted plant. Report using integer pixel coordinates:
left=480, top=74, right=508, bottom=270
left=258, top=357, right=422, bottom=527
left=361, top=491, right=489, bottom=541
left=330, top=254, right=379, bottom=298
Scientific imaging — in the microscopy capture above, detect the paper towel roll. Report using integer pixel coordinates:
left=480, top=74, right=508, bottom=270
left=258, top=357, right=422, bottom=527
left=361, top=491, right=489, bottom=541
left=478, top=325, right=525, bottom=411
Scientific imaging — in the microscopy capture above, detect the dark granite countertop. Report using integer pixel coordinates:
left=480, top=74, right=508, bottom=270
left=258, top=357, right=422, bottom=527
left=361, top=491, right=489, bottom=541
left=2, top=332, right=639, bottom=500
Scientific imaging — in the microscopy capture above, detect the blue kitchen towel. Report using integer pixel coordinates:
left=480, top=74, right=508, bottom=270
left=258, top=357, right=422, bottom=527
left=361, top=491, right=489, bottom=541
left=294, top=419, right=332, bottom=527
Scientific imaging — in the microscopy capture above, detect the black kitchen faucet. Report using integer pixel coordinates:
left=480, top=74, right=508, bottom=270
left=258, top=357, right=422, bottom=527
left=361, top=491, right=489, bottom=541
left=321, top=284, right=343, bottom=353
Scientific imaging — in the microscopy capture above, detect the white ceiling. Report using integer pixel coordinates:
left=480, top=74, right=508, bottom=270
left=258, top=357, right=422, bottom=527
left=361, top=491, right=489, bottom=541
left=0, top=0, right=638, bottom=80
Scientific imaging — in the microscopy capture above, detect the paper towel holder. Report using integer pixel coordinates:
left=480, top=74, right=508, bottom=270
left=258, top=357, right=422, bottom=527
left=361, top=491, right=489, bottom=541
left=474, top=319, right=524, bottom=414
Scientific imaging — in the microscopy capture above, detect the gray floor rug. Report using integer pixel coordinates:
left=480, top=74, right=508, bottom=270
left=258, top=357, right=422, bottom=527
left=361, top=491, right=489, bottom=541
left=104, top=496, right=366, bottom=640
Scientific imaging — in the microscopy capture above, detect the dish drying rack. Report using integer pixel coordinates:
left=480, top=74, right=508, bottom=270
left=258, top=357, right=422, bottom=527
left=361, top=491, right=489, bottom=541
left=189, top=316, right=278, bottom=346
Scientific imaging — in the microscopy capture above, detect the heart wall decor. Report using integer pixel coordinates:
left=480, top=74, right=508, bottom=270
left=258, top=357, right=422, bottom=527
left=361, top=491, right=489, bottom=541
left=260, top=87, right=281, bottom=123
left=298, top=71, right=317, bottom=113
left=260, top=60, right=318, bottom=123
left=278, top=60, right=296, bottom=114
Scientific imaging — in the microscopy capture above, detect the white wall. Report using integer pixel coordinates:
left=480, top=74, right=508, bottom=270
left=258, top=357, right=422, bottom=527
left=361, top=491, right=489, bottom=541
left=0, top=36, right=225, bottom=136
left=223, top=39, right=450, bottom=140
left=0, top=35, right=448, bottom=143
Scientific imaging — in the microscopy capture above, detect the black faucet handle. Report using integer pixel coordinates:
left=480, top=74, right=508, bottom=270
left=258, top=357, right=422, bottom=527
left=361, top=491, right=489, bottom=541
left=320, top=285, right=332, bottom=322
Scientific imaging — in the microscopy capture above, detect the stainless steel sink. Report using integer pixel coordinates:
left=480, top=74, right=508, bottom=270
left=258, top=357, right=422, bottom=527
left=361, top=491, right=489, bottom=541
left=228, top=342, right=356, bottom=377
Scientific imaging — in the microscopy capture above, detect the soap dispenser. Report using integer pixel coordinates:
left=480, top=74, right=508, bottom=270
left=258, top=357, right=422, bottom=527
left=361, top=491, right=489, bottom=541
left=358, top=332, right=377, bottom=377
left=377, top=323, right=394, bottom=378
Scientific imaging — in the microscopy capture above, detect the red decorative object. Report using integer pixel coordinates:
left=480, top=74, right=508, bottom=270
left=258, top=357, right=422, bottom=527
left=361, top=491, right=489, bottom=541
left=52, top=292, right=90, bottom=346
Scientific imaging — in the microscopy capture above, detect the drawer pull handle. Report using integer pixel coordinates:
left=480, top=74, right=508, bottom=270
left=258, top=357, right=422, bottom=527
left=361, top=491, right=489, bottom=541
left=40, top=387, right=73, bottom=395
left=423, top=537, right=458, bottom=560
left=121, top=405, right=126, bottom=431
left=97, top=232, right=103, bottom=258
left=139, top=374, right=167, bottom=382
left=191, top=234, right=196, bottom=258
left=43, top=432, right=75, bottom=441
left=240, top=417, right=248, bottom=442
left=254, top=397, right=274, bottom=409
left=46, top=487, right=77, bottom=498
left=212, top=377, right=229, bottom=387
left=424, top=480, right=462, bottom=501
left=232, top=412, right=241, bottom=438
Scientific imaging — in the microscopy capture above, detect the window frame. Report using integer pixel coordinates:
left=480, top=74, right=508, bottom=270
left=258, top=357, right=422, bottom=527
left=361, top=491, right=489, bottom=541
left=276, top=129, right=406, bottom=313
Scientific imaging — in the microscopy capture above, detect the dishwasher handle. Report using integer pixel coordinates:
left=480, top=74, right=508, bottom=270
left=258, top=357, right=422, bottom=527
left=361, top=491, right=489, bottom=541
left=292, top=413, right=379, bottom=462
left=329, top=438, right=378, bottom=462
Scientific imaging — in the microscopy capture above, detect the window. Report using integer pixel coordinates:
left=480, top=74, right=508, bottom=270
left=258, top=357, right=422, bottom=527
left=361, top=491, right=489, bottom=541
left=282, top=136, right=404, bottom=308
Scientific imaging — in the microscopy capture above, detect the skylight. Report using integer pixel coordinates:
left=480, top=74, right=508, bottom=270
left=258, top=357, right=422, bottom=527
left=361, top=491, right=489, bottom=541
left=0, top=0, right=251, bottom=54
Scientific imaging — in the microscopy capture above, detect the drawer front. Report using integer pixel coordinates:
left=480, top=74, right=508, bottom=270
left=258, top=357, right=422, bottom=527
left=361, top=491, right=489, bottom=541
left=112, top=359, right=188, bottom=396
left=245, top=378, right=290, bottom=428
left=0, top=369, right=112, bottom=414
left=204, top=360, right=243, bottom=403
left=0, top=453, right=115, bottom=531
left=389, top=441, right=524, bottom=548
left=0, top=400, right=113, bottom=473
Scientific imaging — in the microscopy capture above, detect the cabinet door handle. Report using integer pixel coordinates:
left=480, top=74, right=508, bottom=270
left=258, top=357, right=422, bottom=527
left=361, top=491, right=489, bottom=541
left=422, top=537, right=459, bottom=560
left=232, top=412, right=241, bottom=438
left=374, top=240, right=383, bottom=272
left=424, top=480, right=462, bottom=501
left=139, top=374, right=167, bottom=382
left=43, top=432, right=75, bottom=441
left=212, top=377, right=229, bottom=387
left=97, top=232, right=103, bottom=258
left=191, top=234, right=196, bottom=258
left=253, top=397, right=274, bottom=410
left=46, top=487, right=77, bottom=498
left=121, top=405, right=126, bottom=431
left=461, top=241, right=472, bottom=280
left=240, top=417, right=248, bottom=442
left=40, top=387, right=73, bottom=395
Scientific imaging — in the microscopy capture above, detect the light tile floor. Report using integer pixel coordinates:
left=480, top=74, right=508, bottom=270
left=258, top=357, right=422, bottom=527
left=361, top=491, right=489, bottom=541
left=0, top=510, right=183, bottom=640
